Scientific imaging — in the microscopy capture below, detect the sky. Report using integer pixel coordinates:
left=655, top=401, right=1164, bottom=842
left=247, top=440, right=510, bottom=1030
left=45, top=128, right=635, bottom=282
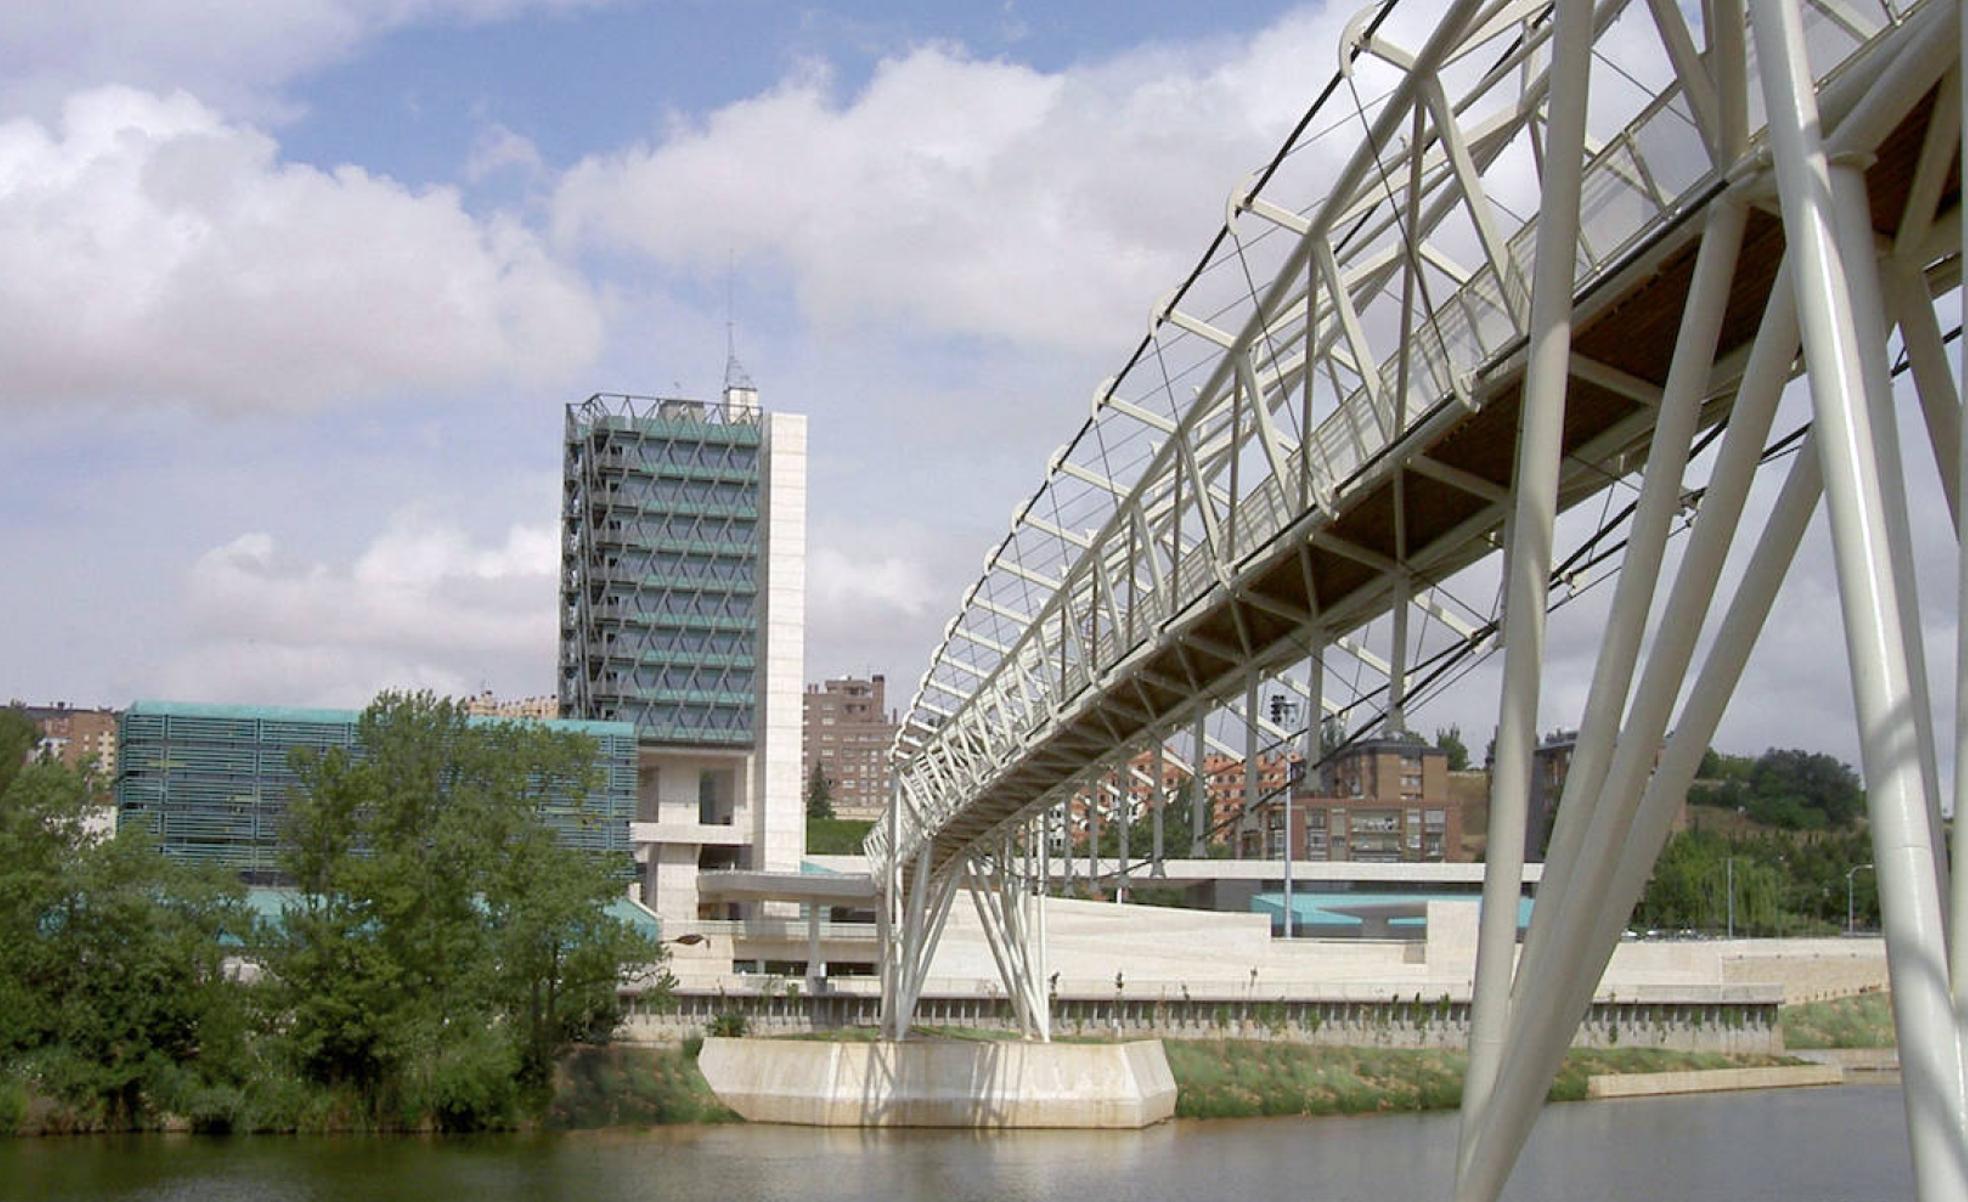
left=0, top=0, right=1956, bottom=775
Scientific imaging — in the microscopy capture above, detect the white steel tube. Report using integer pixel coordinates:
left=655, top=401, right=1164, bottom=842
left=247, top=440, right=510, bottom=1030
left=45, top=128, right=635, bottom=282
left=1244, top=677, right=1261, bottom=856
left=1388, top=582, right=1410, bottom=733
left=1483, top=260, right=1800, bottom=1159
left=881, top=775, right=902, bottom=1038
left=1832, top=166, right=1951, bottom=923
left=1754, top=2, right=1968, bottom=1195
left=1526, top=200, right=1747, bottom=957
left=1306, top=647, right=1325, bottom=788
left=1957, top=0, right=1968, bottom=1053
left=1192, top=709, right=1208, bottom=856
left=1116, top=768, right=1130, bottom=899
left=1884, top=264, right=1960, bottom=519
left=968, top=865, right=1031, bottom=1036
left=1460, top=435, right=1824, bottom=1202
left=1458, top=0, right=1595, bottom=1161
left=1087, top=776, right=1100, bottom=890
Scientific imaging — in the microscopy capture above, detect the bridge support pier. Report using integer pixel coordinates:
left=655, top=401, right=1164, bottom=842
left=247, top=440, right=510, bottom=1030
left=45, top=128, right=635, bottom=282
left=966, top=831, right=1051, bottom=1042
left=1754, top=1, right=1968, bottom=1194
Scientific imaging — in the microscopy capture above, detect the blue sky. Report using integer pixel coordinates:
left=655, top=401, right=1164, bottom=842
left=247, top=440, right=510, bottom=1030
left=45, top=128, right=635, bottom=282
left=0, top=0, right=1940, bottom=773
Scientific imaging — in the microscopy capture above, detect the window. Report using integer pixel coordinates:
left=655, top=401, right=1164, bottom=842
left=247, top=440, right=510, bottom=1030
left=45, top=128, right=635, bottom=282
left=1425, top=809, right=1446, bottom=830
left=699, top=769, right=736, bottom=825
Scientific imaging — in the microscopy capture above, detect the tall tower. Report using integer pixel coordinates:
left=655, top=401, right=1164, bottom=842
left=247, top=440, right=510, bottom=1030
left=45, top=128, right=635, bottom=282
left=560, top=380, right=805, bottom=920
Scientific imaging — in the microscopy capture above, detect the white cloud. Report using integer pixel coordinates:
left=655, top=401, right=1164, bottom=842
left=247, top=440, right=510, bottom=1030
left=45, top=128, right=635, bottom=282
left=810, top=542, right=937, bottom=621
left=550, top=10, right=1359, bottom=352
left=804, top=521, right=987, bottom=685
left=0, top=1, right=616, bottom=119
left=0, top=87, right=603, bottom=410
left=162, top=510, right=558, bottom=706
left=465, top=121, right=545, bottom=183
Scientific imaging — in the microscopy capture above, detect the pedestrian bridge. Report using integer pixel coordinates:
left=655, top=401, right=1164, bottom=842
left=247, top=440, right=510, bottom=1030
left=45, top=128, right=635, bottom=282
left=867, top=2, right=1967, bottom=1200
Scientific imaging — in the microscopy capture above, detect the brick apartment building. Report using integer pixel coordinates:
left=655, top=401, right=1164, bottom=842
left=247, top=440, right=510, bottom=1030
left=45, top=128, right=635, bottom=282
left=20, top=703, right=120, bottom=783
left=801, top=675, right=898, bottom=820
left=1258, top=732, right=1467, bottom=863
left=1060, top=748, right=1301, bottom=850
left=463, top=691, right=559, bottom=720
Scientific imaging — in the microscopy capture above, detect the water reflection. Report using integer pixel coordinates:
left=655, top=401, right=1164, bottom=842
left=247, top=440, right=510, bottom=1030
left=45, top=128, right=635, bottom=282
left=0, top=1086, right=1911, bottom=1202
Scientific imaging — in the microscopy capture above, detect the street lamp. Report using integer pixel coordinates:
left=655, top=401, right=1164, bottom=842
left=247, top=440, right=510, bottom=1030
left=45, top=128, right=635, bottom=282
left=1725, top=856, right=1735, bottom=939
left=1846, top=863, right=1875, bottom=935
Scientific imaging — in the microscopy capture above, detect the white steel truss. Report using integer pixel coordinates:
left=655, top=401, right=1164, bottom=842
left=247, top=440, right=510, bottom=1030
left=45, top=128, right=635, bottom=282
left=870, top=1, right=1968, bottom=1198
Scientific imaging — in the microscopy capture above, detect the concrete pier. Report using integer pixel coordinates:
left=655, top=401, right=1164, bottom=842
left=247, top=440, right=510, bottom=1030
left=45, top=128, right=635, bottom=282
left=698, top=1037, right=1176, bottom=1128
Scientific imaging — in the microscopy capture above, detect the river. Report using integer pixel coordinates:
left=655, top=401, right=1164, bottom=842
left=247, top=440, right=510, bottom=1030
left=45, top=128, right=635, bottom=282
left=0, top=1085, right=1910, bottom=1201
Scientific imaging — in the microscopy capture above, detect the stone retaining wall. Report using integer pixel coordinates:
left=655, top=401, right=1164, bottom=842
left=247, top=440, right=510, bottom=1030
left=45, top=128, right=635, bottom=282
left=623, top=991, right=1781, bottom=1054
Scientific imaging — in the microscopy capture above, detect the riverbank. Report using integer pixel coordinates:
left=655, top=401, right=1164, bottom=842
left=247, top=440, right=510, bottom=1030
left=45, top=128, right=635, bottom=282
left=1780, top=991, right=1895, bottom=1049
left=8, top=991, right=1889, bottom=1137
left=1161, top=1040, right=1800, bottom=1119
left=553, top=1035, right=1805, bottom=1128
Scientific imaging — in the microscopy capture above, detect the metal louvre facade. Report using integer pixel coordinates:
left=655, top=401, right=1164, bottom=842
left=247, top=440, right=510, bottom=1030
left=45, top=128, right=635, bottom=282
left=560, top=393, right=763, bottom=746
left=114, top=700, right=638, bottom=879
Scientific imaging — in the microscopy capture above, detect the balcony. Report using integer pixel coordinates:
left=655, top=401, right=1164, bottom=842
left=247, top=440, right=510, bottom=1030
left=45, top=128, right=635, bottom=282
left=629, top=820, right=750, bottom=847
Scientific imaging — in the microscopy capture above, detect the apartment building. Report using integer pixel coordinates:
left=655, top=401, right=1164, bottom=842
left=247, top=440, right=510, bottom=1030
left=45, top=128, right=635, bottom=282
left=802, top=675, right=897, bottom=821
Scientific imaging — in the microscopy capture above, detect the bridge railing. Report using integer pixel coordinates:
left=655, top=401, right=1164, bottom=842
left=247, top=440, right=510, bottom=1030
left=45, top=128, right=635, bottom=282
left=870, top=0, right=1900, bottom=881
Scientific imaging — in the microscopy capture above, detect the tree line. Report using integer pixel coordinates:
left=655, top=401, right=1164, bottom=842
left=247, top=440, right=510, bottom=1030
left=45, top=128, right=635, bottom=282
left=0, top=693, right=663, bottom=1134
left=1637, top=747, right=1880, bottom=934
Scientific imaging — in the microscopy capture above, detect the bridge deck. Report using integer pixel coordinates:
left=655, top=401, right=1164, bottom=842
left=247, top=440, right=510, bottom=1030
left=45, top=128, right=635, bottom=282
left=915, top=82, right=1950, bottom=878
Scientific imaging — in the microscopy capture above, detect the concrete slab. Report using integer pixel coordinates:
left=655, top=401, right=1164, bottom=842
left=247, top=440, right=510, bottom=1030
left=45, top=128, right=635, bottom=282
left=1584, top=1064, right=1843, bottom=1099
left=698, top=1037, right=1177, bottom=1128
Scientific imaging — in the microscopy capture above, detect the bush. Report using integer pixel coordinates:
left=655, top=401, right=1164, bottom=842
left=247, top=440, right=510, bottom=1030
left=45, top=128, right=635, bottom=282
left=397, top=1027, right=523, bottom=1131
left=707, top=1012, right=750, bottom=1039
left=0, top=1074, right=25, bottom=1135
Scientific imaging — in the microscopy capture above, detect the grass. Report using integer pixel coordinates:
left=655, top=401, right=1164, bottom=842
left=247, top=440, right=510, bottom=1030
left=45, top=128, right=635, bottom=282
left=1781, top=992, right=1896, bottom=1049
left=805, top=818, right=874, bottom=855
left=1162, top=1041, right=1796, bottom=1120
left=542, top=1044, right=739, bottom=1130
left=13, top=1026, right=1828, bottom=1136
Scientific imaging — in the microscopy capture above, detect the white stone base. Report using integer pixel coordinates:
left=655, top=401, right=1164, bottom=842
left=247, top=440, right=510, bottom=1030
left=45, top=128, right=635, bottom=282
left=698, top=1037, right=1177, bottom=1128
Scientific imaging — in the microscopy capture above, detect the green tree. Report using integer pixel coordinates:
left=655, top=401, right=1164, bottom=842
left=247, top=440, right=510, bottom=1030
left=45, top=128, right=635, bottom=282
left=0, top=704, right=37, bottom=794
left=1433, top=725, right=1471, bottom=772
left=1687, top=747, right=1863, bottom=830
left=1749, top=749, right=1863, bottom=828
left=265, top=693, right=661, bottom=1127
left=805, top=761, right=835, bottom=820
left=0, top=758, right=248, bottom=1127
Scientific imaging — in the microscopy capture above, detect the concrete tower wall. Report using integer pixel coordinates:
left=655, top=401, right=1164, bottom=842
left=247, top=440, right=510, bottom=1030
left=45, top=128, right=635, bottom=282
left=755, top=411, right=807, bottom=875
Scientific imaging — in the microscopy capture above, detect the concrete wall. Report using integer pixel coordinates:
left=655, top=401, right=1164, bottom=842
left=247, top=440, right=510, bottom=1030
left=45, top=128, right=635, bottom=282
left=626, top=992, right=1784, bottom=1055
left=698, top=1037, right=1176, bottom=1128
left=632, top=746, right=751, bottom=922
left=1720, top=938, right=1890, bottom=1003
left=755, top=412, right=806, bottom=878
left=660, top=893, right=1889, bottom=1009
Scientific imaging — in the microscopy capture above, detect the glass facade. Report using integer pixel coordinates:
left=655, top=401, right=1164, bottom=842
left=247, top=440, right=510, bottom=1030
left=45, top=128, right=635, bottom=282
left=114, top=700, right=638, bottom=881
left=560, top=394, right=763, bottom=746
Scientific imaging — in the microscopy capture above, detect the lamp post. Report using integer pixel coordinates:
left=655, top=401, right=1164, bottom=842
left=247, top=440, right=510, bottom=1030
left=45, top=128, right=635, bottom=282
left=1846, top=862, right=1875, bottom=935
left=1725, top=856, right=1735, bottom=939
